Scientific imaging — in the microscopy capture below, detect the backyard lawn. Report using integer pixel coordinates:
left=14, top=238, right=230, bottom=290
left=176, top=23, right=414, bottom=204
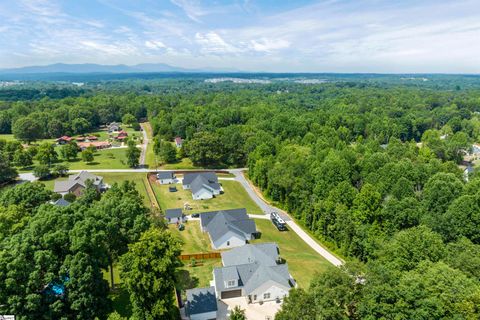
left=252, top=219, right=333, bottom=288
left=152, top=180, right=262, bottom=214
left=168, top=221, right=212, bottom=253
left=176, top=259, right=222, bottom=293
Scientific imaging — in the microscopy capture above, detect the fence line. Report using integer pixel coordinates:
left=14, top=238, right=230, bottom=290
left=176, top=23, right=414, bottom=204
left=179, top=252, right=221, bottom=260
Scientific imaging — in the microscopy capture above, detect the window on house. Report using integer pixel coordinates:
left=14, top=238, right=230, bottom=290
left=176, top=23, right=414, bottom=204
left=227, top=280, right=236, bottom=287
left=227, top=241, right=230, bottom=246
left=253, top=295, right=257, bottom=301
left=263, top=293, right=271, bottom=299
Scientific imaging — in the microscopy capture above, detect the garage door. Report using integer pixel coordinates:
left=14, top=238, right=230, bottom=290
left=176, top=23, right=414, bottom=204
left=221, top=289, right=242, bottom=299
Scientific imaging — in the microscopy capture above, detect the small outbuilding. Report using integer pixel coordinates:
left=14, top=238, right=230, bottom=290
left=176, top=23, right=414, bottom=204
left=165, top=208, right=184, bottom=224
left=157, top=171, right=176, bottom=184
left=174, top=136, right=183, bottom=148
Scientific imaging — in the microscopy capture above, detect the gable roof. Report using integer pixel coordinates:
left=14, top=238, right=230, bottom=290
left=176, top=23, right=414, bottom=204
left=222, top=243, right=279, bottom=267
left=213, top=243, right=295, bottom=296
left=200, top=209, right=256, bottom=246
left=183, top=172, right=218, bottom=186
left=54, top=180, right=84, bottom=193
left=54, top=171, right=103, bottom=193
left=157, top=171, right=174, bottom=180
left=53, top=198, right=71, bottom=207
left=175, top=136, right=183, bottom=144
left=185, top=286, right=217, bottom=316
left=165, top=208, right=183, bottom=219
left=191, top=174, right=221, bottom=196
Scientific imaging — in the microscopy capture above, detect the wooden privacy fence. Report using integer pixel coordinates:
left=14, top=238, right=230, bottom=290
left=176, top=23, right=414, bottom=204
left=179, top=252, right=221, bottom=260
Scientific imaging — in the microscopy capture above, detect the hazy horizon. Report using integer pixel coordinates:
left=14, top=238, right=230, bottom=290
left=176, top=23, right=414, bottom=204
left=1, top=0, right=479, bottom=73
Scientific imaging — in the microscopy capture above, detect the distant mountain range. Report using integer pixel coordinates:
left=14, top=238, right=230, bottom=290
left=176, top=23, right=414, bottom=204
left=0, top=63, right=239, bottom=74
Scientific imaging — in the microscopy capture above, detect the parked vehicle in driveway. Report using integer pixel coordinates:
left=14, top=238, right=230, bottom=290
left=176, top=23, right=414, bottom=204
left=270, top=212, right=287, bottom=231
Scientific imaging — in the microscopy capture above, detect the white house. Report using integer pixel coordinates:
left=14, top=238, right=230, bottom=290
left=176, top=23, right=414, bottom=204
left=212, top=243, right=296, bottom=303
left=165, top=208, right=184, bottom=224
left=183, top=172, right=222, bottom=200
left=199, top=209, right=256, bottom=250
left=157, top=171, right=176, bottom=184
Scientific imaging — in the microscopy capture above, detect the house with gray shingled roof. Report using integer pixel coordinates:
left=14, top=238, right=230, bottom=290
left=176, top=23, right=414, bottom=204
left=199, top=208, right=256, bottom=249
left=182, top=172, right=222, bottom=200
left=212, top=243, right=296, bottom=304
left=53, top=171, right=104, bottom=196
left=185, top=286, right=217, bottom=320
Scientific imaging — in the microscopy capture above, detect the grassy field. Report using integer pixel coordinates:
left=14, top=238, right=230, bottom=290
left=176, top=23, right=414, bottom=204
left=39, top=172, right=152, bottom=207
left=252, top=219, right=333, bottom=288
left=152, top=180, right=262, bottom=214
left=168, top=221, right=212, bottom=253
left=68, top=148, right=131, bottom=169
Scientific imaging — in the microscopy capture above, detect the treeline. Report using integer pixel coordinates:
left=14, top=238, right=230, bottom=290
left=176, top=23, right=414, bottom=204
left=0, top=94, right=148, bottom=139
left=0, top=181, right=181, bottom=319
left=145, top=83, right=480, bottom=318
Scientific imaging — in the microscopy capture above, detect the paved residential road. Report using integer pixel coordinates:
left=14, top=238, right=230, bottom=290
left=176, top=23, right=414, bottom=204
left=139, top=123, right=149, bottom=166
left=232, top=171, right=344, bottom=267
left=23, top=166, right=343, bottom=267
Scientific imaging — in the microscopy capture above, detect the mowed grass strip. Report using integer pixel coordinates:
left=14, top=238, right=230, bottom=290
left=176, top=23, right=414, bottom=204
left=152, top=180, right=262, bottom=214
left=252, top=219, right=334, bottom=288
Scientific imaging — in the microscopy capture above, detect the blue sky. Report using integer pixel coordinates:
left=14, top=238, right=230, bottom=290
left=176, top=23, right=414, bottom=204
left=0, top=0, right=479, bottom=72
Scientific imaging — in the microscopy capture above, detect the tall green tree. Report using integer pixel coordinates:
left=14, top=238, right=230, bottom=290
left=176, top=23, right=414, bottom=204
left=120, top=228, right=181, bottom=320
left=36, top=142, right=58, bottom=166
left=12, top=117, right=43, bottom=143
left=126, top=140, right=141, bottom=168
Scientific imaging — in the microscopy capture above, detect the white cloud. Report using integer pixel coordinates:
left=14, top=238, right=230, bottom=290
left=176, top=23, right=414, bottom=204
left=170, top=0, right=205, bottom=23
left=249, top=38, right=290, bottom=52
left=145, top=40, right=167, bottom=50
left=195, top=32, right=242, bottom=54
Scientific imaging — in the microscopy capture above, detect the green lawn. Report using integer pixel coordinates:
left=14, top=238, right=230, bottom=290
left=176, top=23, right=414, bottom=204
left=67, top=148, right=130, bottom=170
left=39, top=172, right=151, bottom=207
left=161, top=158, right=203, bottom=170
left=252, top=219, right=334, bottom=288
left=176, top=259, right=222, bottom=292
left=168, top=221, right=212, bottom=253
left=152, top=180, right=262, bottom=214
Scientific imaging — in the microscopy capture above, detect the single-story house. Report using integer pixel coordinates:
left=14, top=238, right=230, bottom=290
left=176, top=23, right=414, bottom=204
left=200, top=208, right=256, bottom=249
left=54, top=171, right=105, bottom=196
left=56, top=136, right=73, bottom=144
left=78, top=141, right=111, bottom=150
left=185, top=287, right=218, bottom=320
left=107, top=122, right=122, bottom=132
left=52, top=198, right=71, bottom=207
left=165, top=208, right=184, bottom=224
left=213, top=243, right=296, bottom=303
left=175, top=136, right=183, bottom=148
left=115, top=130, right=128, bottom=141
left=87, top=136, right=98, bottom=141
left=183, top=172, right=222, bottom=200
left=157, top=171, right=176, bottom=184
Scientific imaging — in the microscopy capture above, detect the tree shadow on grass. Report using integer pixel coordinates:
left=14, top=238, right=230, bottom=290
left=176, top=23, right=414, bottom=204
left=109, top=284, right=132, bottom=318
left=175, top=269, right=199, bottom=292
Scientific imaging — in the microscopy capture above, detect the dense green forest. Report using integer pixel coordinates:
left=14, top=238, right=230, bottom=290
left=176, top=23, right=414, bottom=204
left=1, top=76, right=480, bottom=318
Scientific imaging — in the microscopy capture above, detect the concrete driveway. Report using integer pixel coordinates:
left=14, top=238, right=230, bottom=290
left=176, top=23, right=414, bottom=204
left=232, top=170, right=344, bottom=267
left=217, top=297, right=281, bottom=320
